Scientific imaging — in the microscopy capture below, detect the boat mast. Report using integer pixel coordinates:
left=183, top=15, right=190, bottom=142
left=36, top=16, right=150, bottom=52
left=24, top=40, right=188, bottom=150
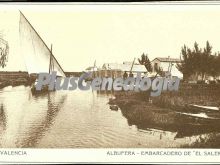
left=130, top=58, right=136, bottom=73
left=93, top=60, right=96, bottom=78
left=49, top=44, right=53, bottom=74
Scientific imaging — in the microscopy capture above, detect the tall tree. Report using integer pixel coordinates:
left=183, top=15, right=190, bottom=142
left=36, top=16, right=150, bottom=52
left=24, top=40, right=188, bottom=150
left=138, top=53, right=152, bottom=72
left=209, top=52, right=220, bottom=78
left=177, top=41, right=215, bottom=80
left=199, top=41, right=212, bottom=80
left=177, top=44, right=196, bottom=79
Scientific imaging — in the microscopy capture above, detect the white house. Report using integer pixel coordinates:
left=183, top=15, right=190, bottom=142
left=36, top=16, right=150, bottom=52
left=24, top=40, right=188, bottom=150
left=101, top=62, right=147, bottom=77
left=151, top=57, right=183, bottom=78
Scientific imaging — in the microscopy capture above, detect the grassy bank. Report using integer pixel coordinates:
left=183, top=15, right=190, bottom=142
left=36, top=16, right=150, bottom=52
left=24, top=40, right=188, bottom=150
left=152, top=83, right=220, bottom=110
left=108, top=84, right=220, bottom=143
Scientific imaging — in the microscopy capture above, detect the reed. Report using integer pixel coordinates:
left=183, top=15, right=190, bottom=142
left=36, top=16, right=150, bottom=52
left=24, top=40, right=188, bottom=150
left=152, top=83, right=220, bottom=109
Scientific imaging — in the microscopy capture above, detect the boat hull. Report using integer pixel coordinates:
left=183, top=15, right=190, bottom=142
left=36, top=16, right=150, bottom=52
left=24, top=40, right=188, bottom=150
left=31, top=84, right=51, bottom=94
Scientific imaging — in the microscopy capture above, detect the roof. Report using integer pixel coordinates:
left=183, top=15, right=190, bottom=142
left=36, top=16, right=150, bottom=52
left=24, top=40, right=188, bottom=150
left=85, top=66, right=99, bottom=71
left=152, top=57, right=181, bottom=63
left=102, top=63, right=147, bottom=72
left=122, top=61, right=133, bottom=65
left=122, top=61, right=138, bottom=65
left=85, top=66, right=94, bottom=70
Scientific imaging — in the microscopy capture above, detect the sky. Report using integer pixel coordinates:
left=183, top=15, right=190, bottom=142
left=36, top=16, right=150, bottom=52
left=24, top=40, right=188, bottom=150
left=1, top=4, right=220, bottom=72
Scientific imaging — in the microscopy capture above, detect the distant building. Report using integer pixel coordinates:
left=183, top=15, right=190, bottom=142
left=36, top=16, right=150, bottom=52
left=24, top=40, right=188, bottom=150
left=122, top=61, right=139, bottom=65
left=65, top=72, right=82, bottom=77
left=102, top=63, right=146, bottom=73
left=85, top=66, right=99, bottom=72
left=101, top=62, right=147, bottom=78
left=151, top=57, right=183, bottom=78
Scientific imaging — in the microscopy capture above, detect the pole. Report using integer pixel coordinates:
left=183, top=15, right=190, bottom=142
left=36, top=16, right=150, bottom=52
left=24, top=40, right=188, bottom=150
left=49, top=44, right=52, bottom=74
left=130, top=58, right=136, bottom=73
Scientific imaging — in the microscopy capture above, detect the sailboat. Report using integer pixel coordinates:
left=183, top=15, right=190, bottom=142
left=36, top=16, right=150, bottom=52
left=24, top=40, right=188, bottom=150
left=19, top=11, right=66, bottom=94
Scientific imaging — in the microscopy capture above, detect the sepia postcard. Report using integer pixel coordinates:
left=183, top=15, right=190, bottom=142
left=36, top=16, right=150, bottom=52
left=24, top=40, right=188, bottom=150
left=1, top=1, right=220, bottom=164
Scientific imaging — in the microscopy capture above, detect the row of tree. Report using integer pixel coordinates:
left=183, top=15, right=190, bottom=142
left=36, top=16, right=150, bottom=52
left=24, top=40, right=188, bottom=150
left=177, top=41, right=220, bottom=80
left=138, top=41, right=220, bottom=81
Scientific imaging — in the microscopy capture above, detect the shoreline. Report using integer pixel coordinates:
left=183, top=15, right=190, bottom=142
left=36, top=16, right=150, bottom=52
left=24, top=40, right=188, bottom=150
left=108, top=84, right=220, bottom=147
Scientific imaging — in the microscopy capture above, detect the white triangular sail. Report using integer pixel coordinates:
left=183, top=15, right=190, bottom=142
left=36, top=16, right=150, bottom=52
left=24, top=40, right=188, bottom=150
left=19, top=12, right=65, bottom=77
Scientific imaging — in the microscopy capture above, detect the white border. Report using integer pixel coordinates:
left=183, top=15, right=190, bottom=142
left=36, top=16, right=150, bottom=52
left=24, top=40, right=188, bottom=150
left=1, top=148, right=220, bottom=164
left=1, top=1, right=220, bottom=164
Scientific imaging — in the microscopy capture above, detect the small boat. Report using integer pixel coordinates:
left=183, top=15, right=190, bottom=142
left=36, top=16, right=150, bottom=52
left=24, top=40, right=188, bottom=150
left=187, top=104, right=219, bottom=113
left=30, top=82, right=50, bottom=94
left=110, top=105, right=119, bottom=111
left=19, top=11, right=66, bottom=94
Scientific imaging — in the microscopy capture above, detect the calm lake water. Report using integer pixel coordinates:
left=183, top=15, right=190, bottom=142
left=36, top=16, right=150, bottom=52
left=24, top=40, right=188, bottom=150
left=0, top=85, right=210, bottom=148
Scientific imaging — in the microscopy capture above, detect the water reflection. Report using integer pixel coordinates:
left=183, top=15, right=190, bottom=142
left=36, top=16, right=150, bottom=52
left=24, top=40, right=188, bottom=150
left=0, top=86, right=215, bottom=148
left=111, top=93, right=220, bottom=144
left=0, top=86, right=67, bottom=148
left=0, top=104, right=6, bottom=130
left=119, top=102, right=220, bottom=139
left=15, top=93, right=67, bottom=147
left=0, top=104, right=6, bottom=145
